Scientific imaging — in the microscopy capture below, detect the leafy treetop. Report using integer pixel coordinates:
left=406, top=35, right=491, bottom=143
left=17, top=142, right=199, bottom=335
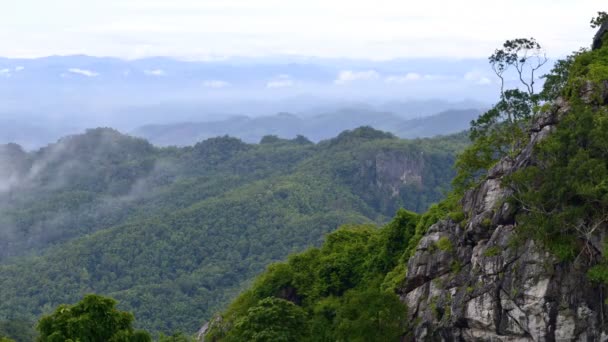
left=37, top=294, right=151, bottom=342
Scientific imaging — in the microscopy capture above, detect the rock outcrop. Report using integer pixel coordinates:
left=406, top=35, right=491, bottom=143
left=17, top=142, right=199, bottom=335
left=593, top=21, right=608, bottom=51
left=359, top=150, right=424, bottom=197
left=399, top=94, right=608, bottom=340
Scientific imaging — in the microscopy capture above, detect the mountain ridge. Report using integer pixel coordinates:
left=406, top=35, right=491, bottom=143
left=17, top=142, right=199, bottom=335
left=133, top=108, right=481, bottom=146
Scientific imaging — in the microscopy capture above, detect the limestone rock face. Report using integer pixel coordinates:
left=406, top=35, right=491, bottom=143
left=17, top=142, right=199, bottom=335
left=399, top=99, right=608, bottom=341
left=359, top=150, right=425, bottom=197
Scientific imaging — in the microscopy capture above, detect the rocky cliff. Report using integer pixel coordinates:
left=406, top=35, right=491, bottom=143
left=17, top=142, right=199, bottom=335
left=400, top=84, right=608, bottom=339
left=359, top=150, right=425, bottom=197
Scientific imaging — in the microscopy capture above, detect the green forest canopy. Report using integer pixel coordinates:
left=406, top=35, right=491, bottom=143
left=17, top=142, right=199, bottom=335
left=0, top=127, right=467, bottom=335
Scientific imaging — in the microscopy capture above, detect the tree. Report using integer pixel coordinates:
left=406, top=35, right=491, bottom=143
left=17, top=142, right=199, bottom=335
left=0, top=319, right=36, bottom=342
left=455, top=38, right=547, bottom=190
left=158, top=332, right=195, bottom=342
left=540, top=49, right=586, bottom=101
left=489, top=38, right=547, bottom=96
left=505, top=25, right=608, bottom=263
left=590, top=11, right=608, bottom=28
left=37, top=294, right=151, bottom=342
left=334, top=288, right=407, bottom=342
left=227, top=298, right=308, bottom=342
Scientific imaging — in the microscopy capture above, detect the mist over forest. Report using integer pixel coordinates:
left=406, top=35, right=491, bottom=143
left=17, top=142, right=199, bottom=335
left=2, top=1, right=606, bottom=341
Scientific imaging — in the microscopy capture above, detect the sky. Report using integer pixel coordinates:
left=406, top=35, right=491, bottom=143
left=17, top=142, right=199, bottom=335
left=1, top=0, right=605, bottom=60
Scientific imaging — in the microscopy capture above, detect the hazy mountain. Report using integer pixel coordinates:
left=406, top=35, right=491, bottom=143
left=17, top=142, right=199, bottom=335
left=0, top=55, right=497, bottom=149
left=133, top=108, right=482, bottom=146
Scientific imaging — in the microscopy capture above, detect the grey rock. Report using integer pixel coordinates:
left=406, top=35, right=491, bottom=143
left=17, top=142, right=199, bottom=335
left=359, top=150, right=424, bottom=197
left=593, top=21, right=608, bottom=50
left=400, top=101, right=608, bottom=340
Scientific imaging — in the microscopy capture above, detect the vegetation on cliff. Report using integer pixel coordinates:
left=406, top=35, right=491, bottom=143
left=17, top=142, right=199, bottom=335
left=206, top=12, right=608, bottom=341
left=507, top=12, right=608, bottom=264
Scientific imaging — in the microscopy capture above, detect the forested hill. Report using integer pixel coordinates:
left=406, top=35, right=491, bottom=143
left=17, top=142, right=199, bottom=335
left=204, top=15, right=608, bottom=342
left=0, top=126, right=467, bottom=334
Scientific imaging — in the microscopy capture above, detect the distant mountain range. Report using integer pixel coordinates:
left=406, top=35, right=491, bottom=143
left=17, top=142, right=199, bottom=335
left=0, top=55, right=499, bottom=148
left=133, top=108, right=482, bottom=146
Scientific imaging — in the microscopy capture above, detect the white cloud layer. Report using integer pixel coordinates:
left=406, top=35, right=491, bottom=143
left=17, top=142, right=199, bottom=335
left=144, top=69, right=165, bottom=76
left=266, top=74, right=294, bottom=88
left=202, top=80, right=230, bottom=88
left=464, top=71, right=492, bottom=85
left=0, top=0, right=604, bottom=59
left=68, top=68, right=99, bottom=77
left=335, top=70, right=380, bottom=84
left=385, top=72, right=447, bottom=83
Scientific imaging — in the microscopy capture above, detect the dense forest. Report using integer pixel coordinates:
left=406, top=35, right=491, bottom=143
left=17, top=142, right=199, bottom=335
left=0, top=126, right=467, bottom=338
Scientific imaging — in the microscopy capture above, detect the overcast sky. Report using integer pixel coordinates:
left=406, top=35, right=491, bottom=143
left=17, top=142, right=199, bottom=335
left=1, top=0, right=605, bottom=60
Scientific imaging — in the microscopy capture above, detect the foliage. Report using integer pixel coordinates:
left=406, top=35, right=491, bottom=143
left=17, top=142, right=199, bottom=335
left=226, top=298, right=308, bottom=342
left=507, top=103, right=608, bottom=260
left=0, top=319, right=36, bottom=342
left=483, top=246, right=501, bottom=257
left=506, top=33, right=608, bottom=261
left=540, top=49, right=586, bottom=101
left=157, top=332, right=195, bottom=342
left=489, top=38, right=547, bottom=95
left=435, top=236, right=453, bottom=252
left=591, top=11, right=608, bottom=28
left=206, top=211, right=423, bottom=341
left=0, top=127, right=466, bottom=334
left=332, top=288, right=407, bottom=342
left=588, top=264, right=608, bottom=284
left=37, top=294, right=151, bottom=342
left=454, top=38, right=547, bottom=191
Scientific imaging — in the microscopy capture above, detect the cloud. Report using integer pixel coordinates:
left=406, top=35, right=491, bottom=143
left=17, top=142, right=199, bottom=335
left=334, top=70, right=380, bottom=84
left=478, top=77, right=491, bottom=85
left=266, top=74, right=294, bottom=88
left=202, top=80, right=230, bottom=88
left=464, top=71, right=492, bottom=85
left=68, top=68, right=99, bottom=77
left=385, top=73, right=450, bottom=83
left=0, top=0, right=604, bottom=60
left=144, top=69, right=165, bottom=76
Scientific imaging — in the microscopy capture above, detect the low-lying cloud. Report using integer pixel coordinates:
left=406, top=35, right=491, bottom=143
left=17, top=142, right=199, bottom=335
left=266, top=74, right=294, bottom=88
left=144, top=69, right=166, bottom=76
left=464, top=71, right=492, bottom=85
left=203, top=80, right=230, bottom=88
left=334, top=70, right=380, bottom=85
left=68, top=68, right=100, bottom=77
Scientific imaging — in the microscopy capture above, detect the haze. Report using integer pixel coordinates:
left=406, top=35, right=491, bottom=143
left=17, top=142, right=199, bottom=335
left=0, top=0, right=603, bottom=148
